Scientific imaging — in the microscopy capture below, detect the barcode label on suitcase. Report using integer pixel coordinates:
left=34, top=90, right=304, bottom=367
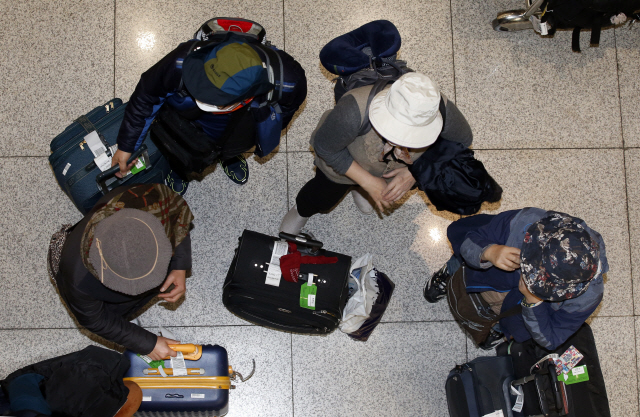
left=265, top=241, right=289, bottom=286
left=170, top=352, right=188, bottom=376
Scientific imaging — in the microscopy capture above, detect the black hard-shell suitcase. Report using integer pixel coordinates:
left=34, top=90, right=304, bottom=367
left=49, top=98, right=171, bottom=214
left=223, top=230, right=352, bottom=334
left=124, top=344, right=246, bottom=416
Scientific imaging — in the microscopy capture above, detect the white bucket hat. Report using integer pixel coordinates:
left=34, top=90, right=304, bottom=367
left=368, top=72, right=443, bottom=148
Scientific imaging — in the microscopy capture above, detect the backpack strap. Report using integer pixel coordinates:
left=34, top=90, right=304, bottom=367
left=572, top=27, right=582, bottom=52
left=250, top=44, right=285, bottom=108
left=590, top=14, right=602, bottom=46
left=176, top=40, right=210, bottom=97
left=357, top=79, right=392, bottom=136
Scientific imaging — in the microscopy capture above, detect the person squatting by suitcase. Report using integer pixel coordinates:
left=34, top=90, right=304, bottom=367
left=425, top=208, right=607, bottom=351
left=48, top=183, right=194, bottom=360
left=111, top=33, right=306, bottom=190
left=279, top=72, right=475, bottom=234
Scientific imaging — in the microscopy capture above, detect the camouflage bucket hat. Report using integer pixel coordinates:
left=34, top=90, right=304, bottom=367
left=520, top=211, right=600, bottom=302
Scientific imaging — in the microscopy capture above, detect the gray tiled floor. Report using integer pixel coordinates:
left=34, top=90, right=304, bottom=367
left=0, top=1, right=638, bottom=416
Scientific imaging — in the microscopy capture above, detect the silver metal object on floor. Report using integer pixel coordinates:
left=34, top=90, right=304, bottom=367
left=492, top=0, right=545, bottom=32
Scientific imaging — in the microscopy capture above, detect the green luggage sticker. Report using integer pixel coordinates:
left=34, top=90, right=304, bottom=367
left=300, top=283, right=317, bottom=310
left=558, top=365, right=589, bottom=385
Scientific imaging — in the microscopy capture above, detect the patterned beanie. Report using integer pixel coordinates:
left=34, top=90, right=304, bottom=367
left=520, top=211, right=600, bottom=302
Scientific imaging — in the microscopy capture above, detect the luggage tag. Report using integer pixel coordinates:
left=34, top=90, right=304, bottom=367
left=510, top=385, right=524, bottom=413
left=264, top=240, right=289, bottom=286
left=129, top=158, right=147, bottom=175
left=135, top=353, right=164, bottom=370
left=170, top=352, right=188, bottom=376
left=554, top=345, right=583, bottom=375
left=300, top=273, right=317, bottom=310
left=557, top=364, right=589, bottom=385
left=530, top=15, right=549, bottom=35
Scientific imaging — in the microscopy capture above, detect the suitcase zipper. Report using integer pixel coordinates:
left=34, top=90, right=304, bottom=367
left=312, top=310, right=340, bottom=326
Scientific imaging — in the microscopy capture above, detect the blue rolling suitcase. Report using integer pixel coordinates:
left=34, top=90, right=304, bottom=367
left=49, top=98, right=171, bottom=214
left=124, top=344, right=249, bottom=416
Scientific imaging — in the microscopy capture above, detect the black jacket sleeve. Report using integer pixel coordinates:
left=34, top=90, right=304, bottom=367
left=62, top=283, right=158, bottom=354
left=169, top=233, right=192, bottom=271
left=116, top=41, right=195, bottom=153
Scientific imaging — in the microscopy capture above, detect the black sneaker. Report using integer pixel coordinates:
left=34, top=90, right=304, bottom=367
left=165, top=170, right=189, bottom=196
left=424, top=264, right=451, bottom=303
left=479, top=329, right=505, bottom=351
left=221, top=155, right=249, bottom=185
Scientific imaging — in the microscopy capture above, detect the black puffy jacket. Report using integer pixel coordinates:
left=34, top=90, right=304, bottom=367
left=116, top=40, right=307, bottom=153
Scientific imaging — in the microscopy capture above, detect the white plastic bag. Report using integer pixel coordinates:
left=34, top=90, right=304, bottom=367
left=339, top=254, right=380, bottom=334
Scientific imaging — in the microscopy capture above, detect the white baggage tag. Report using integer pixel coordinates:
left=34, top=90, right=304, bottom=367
left=94, top=152, right=112, bottom=172
left=170, top=352, right=188, bottom=376
left=530, top=15, right=549, bottom=35
left=510, top=385, right=524, bottom=412
left=265, top=240, right=289, bottom=286
left=481, top=411, right=504, bottom=417
left=83, top=131, right=108, bottom=158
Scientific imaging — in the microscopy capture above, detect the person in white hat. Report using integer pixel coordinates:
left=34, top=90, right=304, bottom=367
left=280, top=72, right=474, bottom=234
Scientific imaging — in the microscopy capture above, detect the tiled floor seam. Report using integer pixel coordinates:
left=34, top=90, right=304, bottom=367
left=0, top=320, right=466, bottom=331
left=448, top=0, right=457, bottom=104
left=112, top=0, right=117, bottom=99
left=290, top=332, right=295, bottom=417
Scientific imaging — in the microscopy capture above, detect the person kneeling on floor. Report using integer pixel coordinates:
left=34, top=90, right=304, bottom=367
left=112, top=34, right=306, bottom=192
left=50, top=183, right=194, bottom=360
left=280, top=72, right=478, bottom=234
left=424, top=208, right=607, bottom=350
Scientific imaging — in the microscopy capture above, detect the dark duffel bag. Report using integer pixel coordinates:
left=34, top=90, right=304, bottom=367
left=447, top=264, right=521, bottom=347
left=149, top=102, right=256, bottom=179
left=446, top=356, right=520, bottom=417
left=223, top=230, right=352, bottom=334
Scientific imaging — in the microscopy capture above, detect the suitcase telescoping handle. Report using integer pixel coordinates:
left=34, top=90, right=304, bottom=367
left=95, top=145, right=152, bottom=195
left=278, top=232, right=323, bottom=253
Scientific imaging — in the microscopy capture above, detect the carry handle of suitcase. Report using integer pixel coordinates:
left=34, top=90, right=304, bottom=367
left=95, top=145, right=152, bottom=195
left=278, top=232, right=323, bottom=253
left=167, top=343, right=199, bottom=354
left=164, top=343, right=203, bottom=361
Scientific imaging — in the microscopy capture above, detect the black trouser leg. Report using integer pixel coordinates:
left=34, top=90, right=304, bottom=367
left=295, top=169, right=352, bottom=218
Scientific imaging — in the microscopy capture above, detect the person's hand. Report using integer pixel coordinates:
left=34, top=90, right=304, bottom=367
left=519, top=275, right=542, bottom=304
left=481, top=245, right=521, bottom=271
left=361, top=175, right=392, bottom=212
left=158, top=270, right=186, bottom=303
left=111, top=149, right=135, bottom=178
left=381, top=167, right=417, bottom=202
left=147, top=336, right=180, bottom=361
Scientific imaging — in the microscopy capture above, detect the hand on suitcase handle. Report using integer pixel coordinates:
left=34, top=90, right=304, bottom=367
left=112, top=148, right=136, bottom=178
left=148, top=336, right=180, bottom=361
left=96, top=145, right=150, bottom=194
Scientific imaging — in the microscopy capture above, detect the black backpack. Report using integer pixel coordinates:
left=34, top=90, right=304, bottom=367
left=319, top=20, right=413, bottom=136
left=543, top=0, right=640, bottom=51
